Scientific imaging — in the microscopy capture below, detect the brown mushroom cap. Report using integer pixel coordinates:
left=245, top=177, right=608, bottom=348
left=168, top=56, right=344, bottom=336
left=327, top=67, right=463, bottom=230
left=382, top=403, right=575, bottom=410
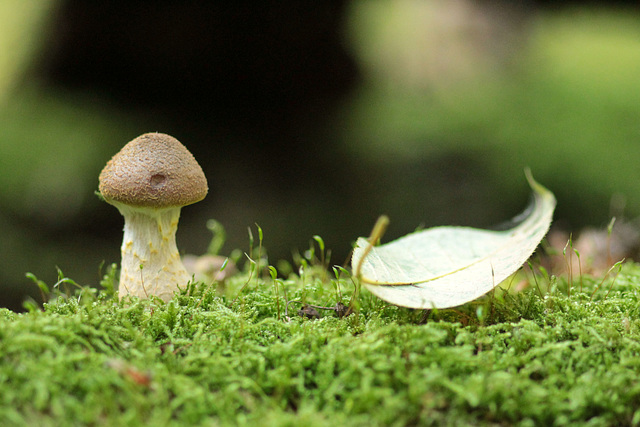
left=99, top=133, right=208, bottom=208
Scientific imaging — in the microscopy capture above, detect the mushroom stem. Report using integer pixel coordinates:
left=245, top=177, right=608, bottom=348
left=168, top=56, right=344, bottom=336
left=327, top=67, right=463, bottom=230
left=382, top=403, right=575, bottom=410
left=115, top=203, right=191, bottom=301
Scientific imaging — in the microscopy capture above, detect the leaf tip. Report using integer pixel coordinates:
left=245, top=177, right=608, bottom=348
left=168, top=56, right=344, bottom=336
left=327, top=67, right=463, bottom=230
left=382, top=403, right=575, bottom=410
left=523, top=168, right=556, bottom=205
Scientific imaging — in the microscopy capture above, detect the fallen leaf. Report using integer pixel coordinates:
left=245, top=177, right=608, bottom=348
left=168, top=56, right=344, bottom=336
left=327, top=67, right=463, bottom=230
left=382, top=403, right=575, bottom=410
left=351, top=170, right=556, bottom=309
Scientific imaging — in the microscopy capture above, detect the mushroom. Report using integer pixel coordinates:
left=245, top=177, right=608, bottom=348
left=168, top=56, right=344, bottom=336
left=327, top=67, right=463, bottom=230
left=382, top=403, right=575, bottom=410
left=99, top=133, right=208, bottom=301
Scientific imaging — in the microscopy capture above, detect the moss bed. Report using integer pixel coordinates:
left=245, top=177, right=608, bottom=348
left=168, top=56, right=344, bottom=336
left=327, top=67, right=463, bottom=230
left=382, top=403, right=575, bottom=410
left=2, top=248, right=640, bottom=426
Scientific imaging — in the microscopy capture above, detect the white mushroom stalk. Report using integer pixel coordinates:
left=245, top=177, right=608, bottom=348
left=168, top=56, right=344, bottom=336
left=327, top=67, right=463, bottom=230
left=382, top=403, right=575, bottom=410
left=115, top=203, right=190, bottom=301
left=99, top=133, right=208, bottom=302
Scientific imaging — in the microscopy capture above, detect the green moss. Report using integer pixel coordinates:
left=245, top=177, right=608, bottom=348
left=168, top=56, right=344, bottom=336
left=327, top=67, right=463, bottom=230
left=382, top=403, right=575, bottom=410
left=3, top=258, right=640, bottom=426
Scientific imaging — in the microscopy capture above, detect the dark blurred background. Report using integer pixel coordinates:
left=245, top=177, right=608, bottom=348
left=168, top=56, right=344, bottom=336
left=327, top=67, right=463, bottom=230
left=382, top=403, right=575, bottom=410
left=2, top=1, right=640, bottom=311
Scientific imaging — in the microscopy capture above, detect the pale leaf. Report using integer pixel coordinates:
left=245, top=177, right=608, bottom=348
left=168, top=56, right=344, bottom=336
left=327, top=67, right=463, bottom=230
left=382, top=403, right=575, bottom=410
left=351, top=170, right=556, bottom=309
